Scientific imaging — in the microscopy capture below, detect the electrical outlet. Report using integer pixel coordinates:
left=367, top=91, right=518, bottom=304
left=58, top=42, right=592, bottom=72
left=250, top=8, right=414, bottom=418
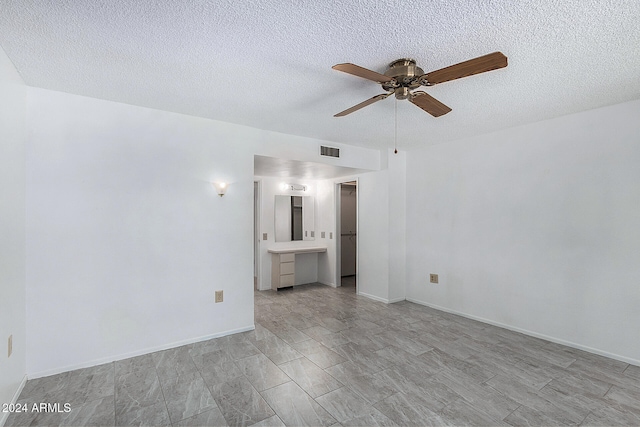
left=329, top=232, right=333, bottom=239
left=215, top=290, right=223, bottom=303
left=430, top=274, right=439, bottom=284
left=8, top=335, right=12, bottom=358
left=262, top=233, right=267, bottom=240
left=321, top=231, right=325, bottom=238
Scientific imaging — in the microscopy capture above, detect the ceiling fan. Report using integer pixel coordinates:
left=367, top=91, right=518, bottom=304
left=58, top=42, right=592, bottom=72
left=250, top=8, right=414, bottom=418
left=332, top=52, right=507, bottom=118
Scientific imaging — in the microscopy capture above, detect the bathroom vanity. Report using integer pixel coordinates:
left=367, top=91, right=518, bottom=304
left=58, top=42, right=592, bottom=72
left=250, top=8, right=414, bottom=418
left=268, top=247, right=327, bottom=290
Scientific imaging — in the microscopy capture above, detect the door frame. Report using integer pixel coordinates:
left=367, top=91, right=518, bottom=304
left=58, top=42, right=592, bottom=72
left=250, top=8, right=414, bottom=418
left=254, top=179, right=262, bottom=291
left=335, top=178, right=359, bottom=293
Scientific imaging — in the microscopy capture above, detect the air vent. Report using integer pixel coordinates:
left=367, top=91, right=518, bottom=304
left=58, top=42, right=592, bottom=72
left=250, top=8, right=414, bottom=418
left=320, top=146, right=340, bottom=158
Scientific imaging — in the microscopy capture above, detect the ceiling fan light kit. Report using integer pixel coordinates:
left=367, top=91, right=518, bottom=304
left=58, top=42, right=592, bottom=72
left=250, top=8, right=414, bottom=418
left=332, top=52, right=508, bottom=118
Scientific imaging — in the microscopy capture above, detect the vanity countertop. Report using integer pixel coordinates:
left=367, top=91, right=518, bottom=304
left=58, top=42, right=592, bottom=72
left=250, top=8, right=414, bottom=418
left=267, top=247, right=327, bottom=254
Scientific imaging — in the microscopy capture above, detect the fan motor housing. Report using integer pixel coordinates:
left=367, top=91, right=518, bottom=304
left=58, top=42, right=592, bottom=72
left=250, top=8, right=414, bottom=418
left=383, top=58, right=424, bottom=92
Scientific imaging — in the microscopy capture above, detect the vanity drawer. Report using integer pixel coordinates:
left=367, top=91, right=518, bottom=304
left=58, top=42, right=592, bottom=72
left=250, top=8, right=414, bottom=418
left=280, top=253, right=295, bottom=263
left=280, top=274, right=295, bottom=287
left=280, top=261, right=295, bottom=275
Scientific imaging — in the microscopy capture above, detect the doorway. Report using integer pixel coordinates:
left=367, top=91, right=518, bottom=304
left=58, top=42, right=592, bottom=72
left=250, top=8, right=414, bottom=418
left=338, top=181, right=357, bottom=291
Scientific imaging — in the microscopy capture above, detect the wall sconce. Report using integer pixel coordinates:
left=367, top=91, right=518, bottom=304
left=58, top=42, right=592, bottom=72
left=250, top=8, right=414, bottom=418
left=213, top=182, right=227, bottom=197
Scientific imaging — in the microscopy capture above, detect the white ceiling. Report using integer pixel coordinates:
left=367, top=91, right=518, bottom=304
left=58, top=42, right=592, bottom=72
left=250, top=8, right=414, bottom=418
left=1, top=0, right=639, bottom=151
left=254, top=155, right=369, bottom=180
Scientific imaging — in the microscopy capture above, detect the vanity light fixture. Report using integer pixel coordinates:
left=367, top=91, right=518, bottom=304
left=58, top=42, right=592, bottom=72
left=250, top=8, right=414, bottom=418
left=280, top=182, right=307, bottom=192
left=213, top=182, right=227, bottom=197
left=288, top=184, right=307, bottom=191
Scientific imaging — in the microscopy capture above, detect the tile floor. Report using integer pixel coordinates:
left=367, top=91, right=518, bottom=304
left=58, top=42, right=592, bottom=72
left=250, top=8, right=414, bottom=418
left=6, top=283, right=640, bottom=426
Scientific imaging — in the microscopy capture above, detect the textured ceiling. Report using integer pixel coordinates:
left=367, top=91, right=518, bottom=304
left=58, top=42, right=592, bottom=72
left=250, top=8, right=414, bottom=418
left=1, top=0, right=639, bottom=151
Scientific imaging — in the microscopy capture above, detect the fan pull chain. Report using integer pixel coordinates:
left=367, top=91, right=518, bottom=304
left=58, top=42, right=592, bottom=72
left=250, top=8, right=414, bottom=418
left=394, top=98, right=398, bottom=154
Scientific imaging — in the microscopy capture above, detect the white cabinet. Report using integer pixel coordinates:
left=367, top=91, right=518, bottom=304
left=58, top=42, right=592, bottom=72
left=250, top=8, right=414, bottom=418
left=271, top=252, right=295, bottom=290
left=268, top=247, right=327, bottom=290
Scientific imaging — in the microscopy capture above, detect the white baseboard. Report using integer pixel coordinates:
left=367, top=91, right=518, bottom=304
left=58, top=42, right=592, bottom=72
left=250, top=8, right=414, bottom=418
left=27, top=325, right=256, bottom=379
left=358, top=291, right=406, bottom=304
left=318, top=280, right=337, bottom=288
left=358, top=291, right=391, bottom=304
left=0, top=375, right=27, bottom=427
left=406, top=297, right=640, bottom=367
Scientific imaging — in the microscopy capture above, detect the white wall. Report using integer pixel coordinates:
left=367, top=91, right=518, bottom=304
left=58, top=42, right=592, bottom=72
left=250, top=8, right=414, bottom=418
left=24, top=87, right=384, bottom=377
left=254, top=140, right=380, bottom=172
left=343, top=150, right=407, bottom=304
left=25, top=88, right=256, bottom=376
left=316, top=179, right=337, bottom=286
left=406, top=99, right=640, bottom=364
left=0, top=47, right=27, bottom=421
left=388, top=150, right=407, bottom=303
left=357, top=168, right=390, bottom=302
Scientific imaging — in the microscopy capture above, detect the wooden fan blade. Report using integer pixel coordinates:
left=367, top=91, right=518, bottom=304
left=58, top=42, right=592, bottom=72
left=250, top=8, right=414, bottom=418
left=334, top=93, right=392, bottom=117
left=409, top=91, right=452, bottom=117
left=332, top=63, right=395, bottom=83
left=425, top=52, right=507, bottom=85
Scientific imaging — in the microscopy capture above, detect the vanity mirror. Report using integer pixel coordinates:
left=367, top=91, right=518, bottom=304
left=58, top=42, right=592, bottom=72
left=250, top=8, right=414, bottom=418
left=275, top=195, right=315, bottom=242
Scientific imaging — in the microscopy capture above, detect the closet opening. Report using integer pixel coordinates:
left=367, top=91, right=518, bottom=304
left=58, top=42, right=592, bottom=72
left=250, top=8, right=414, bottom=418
left=337, top=181, right=357, bottom=292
